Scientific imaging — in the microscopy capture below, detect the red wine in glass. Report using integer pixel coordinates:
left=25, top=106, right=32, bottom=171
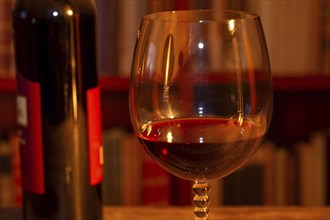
left=138, top=118, right=265, bottom=181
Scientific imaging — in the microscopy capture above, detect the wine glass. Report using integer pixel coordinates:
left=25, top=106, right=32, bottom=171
left=129, top=10, right=272, bottom=219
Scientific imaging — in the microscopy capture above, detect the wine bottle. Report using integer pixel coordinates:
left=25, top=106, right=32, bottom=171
left=12, top=0, right=103, bottom=219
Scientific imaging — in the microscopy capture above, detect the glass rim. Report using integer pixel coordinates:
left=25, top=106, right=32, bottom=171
left=142, top=10, right=260, bottom=22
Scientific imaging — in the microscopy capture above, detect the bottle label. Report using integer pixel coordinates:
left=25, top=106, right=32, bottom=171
left=17, top=73, right=103, bottom=192
left=16, top=73, right=45, bottom=194
left=86, top=86, right=103, bottom=185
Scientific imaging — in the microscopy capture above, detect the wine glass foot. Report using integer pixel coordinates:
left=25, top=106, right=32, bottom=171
left=192, top=178, right=210, bottom=220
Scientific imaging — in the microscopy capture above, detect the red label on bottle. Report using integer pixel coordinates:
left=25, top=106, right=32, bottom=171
left=16, top=73, right=45, bottom=194
left=86, top=86, right=103, bottom=185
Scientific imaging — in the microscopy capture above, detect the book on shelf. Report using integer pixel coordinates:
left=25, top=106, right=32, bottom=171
left=94, top=0, right=329, bottom=78
left=310, top=131, right=328, bottom=205
left=142, top=150, right=171, bottom=205
left=121, top=133, right=143, bottom=205
left=246, top=0, right=324, bottom=76
left=95, top=0, right=120, bottom=76
left=1, top=0, right=329, bottom=79
left=169, top=176, right=192, bottom=206
left=102, top=128, right=172, bottom=205
left=10, top=134, right=22, bottom=207
left=220, top=141, right=276, bottom=205
left=102, top=128, right=126, bottom=205
left=320, top=1, right=330, bottom=74
left=210, top=131, right=329, bottom=206
left=0, top=138, right=13, bottom=207
left=117, top=0, right=147, bottom=77
left=0, top=127, right=329, bottom=206
left=101, top=128, right=329, bottom=206
left=0, top=133, right=21, bottom=208
left=102, top=128, right=144, bottom=205
left=274, top=147, right=288, bottom=205
left=296, top=130, right=328, bottom=206
left=277, top=130, right=328, bottom=206
left=0, top=0, right=15, bottom=79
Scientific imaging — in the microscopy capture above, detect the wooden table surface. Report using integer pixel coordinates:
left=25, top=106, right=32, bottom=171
left=1, top=206, right=329, bottom=220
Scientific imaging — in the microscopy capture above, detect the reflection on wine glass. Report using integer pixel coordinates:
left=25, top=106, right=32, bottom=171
left=129, top=10, right=272, bottom=220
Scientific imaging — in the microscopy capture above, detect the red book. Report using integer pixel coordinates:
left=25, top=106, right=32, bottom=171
left=142, top=152, right=171, bottom=205
left=170, top=175, right=192, bottom=205
left=10, top=133, right=22, bottom=207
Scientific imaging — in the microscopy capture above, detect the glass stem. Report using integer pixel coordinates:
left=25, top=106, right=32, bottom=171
left=192, top=178, right=210, bottom=220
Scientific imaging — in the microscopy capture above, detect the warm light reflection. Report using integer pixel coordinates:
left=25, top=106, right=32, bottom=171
left=67, top=10, right=73, bottom=16
left=198, top=107, right=204, bottom=116
left=166, top=132, right=173, bottom=143
left=164, top=35, right=173, bottom=90
left=228, top=19, right=235, bottom=34
left=72, top=80, right=78, bottom=121
left=161, top=148, right=168, bottom=155
left=141, top=122, right=153, bottom=136
left=198, top=42, right=204, bottom=49
left=237, top=113, right=244, bottom=127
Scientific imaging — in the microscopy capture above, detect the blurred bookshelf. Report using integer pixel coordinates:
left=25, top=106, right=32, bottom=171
left=1, top=0, right=330, bottom=208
